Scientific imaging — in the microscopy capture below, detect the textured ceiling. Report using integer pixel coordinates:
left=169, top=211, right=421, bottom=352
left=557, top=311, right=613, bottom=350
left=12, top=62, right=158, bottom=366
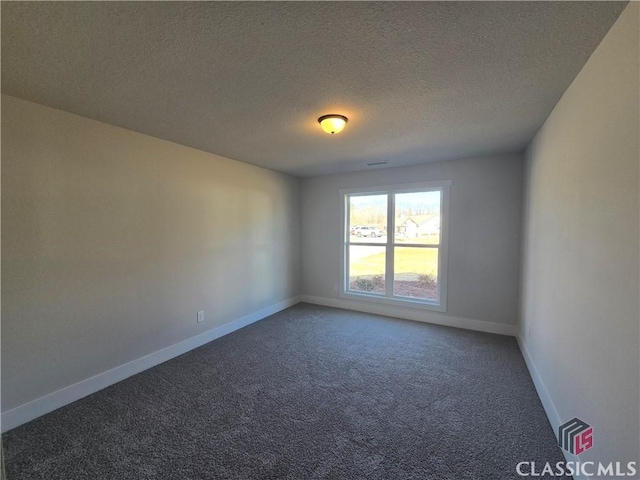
left=1, top=2, right=627, bottom=177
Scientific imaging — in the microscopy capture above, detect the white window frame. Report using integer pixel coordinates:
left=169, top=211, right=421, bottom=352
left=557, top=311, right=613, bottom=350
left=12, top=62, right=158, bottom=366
left=339, top=180, right=451, bottom=312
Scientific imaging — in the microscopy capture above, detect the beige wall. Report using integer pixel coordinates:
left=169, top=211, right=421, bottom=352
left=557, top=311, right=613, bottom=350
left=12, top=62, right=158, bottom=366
left=521, top=2, right=639, bottom=469
left=1, top=95, right=301, bottom=411
left=301, top=153, right=525, bottom=329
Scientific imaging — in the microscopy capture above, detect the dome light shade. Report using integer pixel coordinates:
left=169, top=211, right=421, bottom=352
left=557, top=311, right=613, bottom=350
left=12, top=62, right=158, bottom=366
left=318, top=114, right=348, bottom=134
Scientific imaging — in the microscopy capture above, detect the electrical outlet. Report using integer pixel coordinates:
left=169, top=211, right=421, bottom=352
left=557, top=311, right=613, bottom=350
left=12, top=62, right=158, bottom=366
left=333, top=283, right=339, bottom=292
left=197, top=310, right=205, bottom=323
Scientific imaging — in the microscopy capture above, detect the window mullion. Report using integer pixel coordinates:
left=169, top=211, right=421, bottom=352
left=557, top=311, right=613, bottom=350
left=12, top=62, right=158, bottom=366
left=395, top=243, right=440, bottom=249
left=385, top=192, right=394, bottom=297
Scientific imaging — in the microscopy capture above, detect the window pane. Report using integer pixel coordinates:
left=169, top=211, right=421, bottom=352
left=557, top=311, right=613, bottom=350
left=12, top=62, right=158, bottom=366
left=394, top=191, right=441, bottom=244
left=348, top=245, right=385, bottom=294
left=393, top=247, right=438, bottom=300
left=349, top=194, right=387, bottom=244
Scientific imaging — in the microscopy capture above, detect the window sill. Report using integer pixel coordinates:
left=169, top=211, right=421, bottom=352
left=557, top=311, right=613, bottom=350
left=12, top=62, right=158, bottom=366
left=340, top=290, right=447, bottom=313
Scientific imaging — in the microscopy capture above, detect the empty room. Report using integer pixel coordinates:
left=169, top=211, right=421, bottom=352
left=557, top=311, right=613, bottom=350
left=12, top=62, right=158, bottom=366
left=1, top=2, right=638, bottom=479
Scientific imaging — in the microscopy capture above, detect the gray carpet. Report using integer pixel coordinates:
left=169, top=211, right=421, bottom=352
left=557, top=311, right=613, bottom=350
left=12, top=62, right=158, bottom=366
left=4, top=303, right=567, bottom=479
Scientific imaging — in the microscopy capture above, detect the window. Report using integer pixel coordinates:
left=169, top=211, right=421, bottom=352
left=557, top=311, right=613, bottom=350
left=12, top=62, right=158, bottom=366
left=341, top=181, right=450, bottom=311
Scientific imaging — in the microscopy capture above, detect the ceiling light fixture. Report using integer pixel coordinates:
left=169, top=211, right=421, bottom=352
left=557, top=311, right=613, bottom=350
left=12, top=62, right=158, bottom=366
left=318, top=114, right=348, bottom=134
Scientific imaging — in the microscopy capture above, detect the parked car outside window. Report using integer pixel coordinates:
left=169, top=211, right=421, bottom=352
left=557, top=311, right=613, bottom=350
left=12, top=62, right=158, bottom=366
left=356, top=226, right=382, bottom=237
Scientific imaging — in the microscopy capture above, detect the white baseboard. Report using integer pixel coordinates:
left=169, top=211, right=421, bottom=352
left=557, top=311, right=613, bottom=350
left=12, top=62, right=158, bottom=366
left=516, top=336, right=562, bottom=433
left=516, top=336, right=585, bottom=476
left=299, top=294, right=518, bottom=336
left=1, top=296, right=302, bottom=433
